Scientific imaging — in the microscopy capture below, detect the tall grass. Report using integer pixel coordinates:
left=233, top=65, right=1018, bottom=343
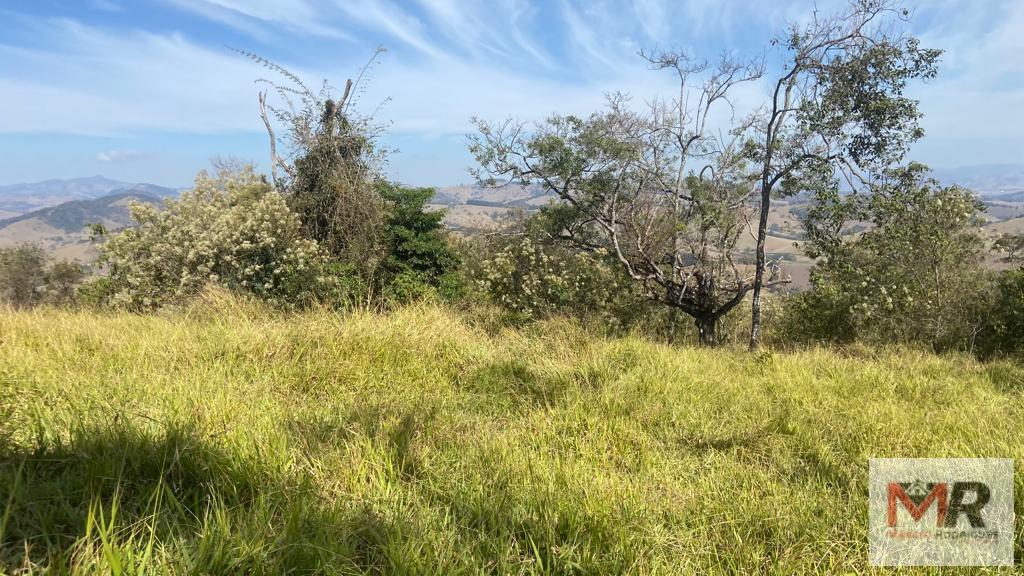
left=1, top=295, right=1022, bottom=574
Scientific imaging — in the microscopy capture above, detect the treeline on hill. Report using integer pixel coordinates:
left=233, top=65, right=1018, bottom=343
left=2, top=1, right=1023, bottom=359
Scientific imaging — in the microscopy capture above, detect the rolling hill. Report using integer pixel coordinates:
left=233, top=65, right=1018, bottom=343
left=0, top=191, right=163, bottom=263
left=0, top=176, right=179, bottom=215
left=4, top=170, right=1024, bottom=282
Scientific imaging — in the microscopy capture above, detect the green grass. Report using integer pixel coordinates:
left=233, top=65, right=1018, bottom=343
left=1, top=295, right=1023, bottom=574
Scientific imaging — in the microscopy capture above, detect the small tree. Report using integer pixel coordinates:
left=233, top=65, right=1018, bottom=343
left=976, top=269, right=1024, bottom=358
left=993, top=234, right=1024, bottom=264
left=472, top=47, right=779, bottom=345
left=0, top=245, right=47, bottom=308
left=471, top=71, right=773, bottom=344
left=43, top=261, right=86, bottom=304
left=378, top=185, right=461, bottom=304
left=0, top=245, right=85, bottom=308
left=746, top=0, right=942, bottom=349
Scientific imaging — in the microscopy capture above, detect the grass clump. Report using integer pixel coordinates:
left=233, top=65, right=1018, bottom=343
left=1, top=299, right=1022, bottom=574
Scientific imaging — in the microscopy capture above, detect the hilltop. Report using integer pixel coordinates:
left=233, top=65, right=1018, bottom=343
left=1, top=299, right=1021, bottom=573
left=0, top=178, right=179, bottom=263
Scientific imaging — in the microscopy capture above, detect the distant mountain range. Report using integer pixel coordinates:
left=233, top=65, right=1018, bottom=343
left=0, top=192, right=161, bottom=234
left=2, top=166, right=1024, bottom=265
left=932, top=164, right=1024, bottom=195
left=2, top=164, right=1021, bottom=216
left=0, top=177, right=178, bottom=263
left=433, top=165, right=1024, bottom=205
left=0, top=176, right=180, bottom=215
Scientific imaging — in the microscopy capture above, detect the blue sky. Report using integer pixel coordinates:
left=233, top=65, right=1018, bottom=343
left=0, top=0, right=1022, bottom=187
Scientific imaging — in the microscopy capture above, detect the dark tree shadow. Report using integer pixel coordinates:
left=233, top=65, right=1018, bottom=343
left=461, top=359, right=566, bottom=408
left=0, top=422, right=413, bottom=573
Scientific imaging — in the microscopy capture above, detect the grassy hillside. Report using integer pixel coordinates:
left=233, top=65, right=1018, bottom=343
left=1, top=298, right=1022, bottom=574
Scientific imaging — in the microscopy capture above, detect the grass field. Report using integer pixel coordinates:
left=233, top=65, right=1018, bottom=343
left=1, top=296, right=1023, bottom=574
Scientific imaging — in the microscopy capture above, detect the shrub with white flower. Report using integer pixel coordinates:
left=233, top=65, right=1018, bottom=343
left=788, top=165, right=990, bottom=350
left=99, top=167, right=342, bottom=309
left=475, top=236, right=636, bottom=325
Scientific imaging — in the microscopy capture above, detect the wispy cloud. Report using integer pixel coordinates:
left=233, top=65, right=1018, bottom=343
left=165, top=0, right=353, bottom=40
left=0, top=18, right=278, bottom=134
left=0, top=0, right=1020, bottom=183
left=331, top=0, right=447, bottom=60
left=90, top=0, right=124, bottom=13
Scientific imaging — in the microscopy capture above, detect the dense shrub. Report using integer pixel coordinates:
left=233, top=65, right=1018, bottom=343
left=976, top=269, right=1024, bottom=358
left=460, top=211, right=653, bottom=331
left=378, top=185, right=461, bottom=305
left=97, top=167, right=345, bottom=310
left=794, top=167, right=991, bottom=352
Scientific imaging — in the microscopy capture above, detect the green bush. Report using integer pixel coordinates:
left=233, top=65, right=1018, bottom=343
left=795, top=167, right=990, bottom=352
left=463, top=226, right=652, bottom=332
left=976, top=269, right=1024, bottom=358
left=0, top=244, right=85, bottom=308
left=378, top=185, right=461, bottom=306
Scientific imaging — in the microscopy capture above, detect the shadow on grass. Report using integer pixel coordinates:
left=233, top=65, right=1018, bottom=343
left=286, top=402, right=438, bottom=484
left=679, top=410, right=793, bottom=454
left=0, top=422, right=411, bottom=573
left=985, top=362, right=1024, bottom=395
left=462, top=360, right=565, bottom=408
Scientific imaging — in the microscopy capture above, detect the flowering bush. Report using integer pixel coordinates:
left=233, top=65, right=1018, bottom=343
left=788, top=169, right=990, bottom=351
left=98, top=168, right=344, bottom=310
left=471, top=235, right=641, bottom=327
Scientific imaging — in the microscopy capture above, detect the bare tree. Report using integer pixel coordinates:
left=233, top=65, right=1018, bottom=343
left=746, top=0, right=940, bottom=349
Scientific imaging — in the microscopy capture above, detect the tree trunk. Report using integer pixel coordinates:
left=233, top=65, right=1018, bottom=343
left=696, top=315, right=719, bottom=346
left=749, top=187, right=771, bottom=351
left=667, top=308, right=679, bottom=344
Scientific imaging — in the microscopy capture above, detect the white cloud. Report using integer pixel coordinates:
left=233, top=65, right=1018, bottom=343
left=96, top=149, right=145, bottom=163
left=0, top=15, right=674, bottom=139
left=0, top=19, right=277, bottom=134
left=332, top=0, right=449, bottom=60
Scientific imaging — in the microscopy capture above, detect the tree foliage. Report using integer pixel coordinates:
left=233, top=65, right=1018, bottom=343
left=244, top=48, right=457, bottom=307
left=462, top=209, right=647, bottom=329
left=0, top=244, right=85, bottom=308
left=378, top=184, right=461, bottom=304
left=976, top=269, right=1024, bottom=358
left=471, top=74, right=769, bottom=345
left=746, top=0, right=942, bottom=348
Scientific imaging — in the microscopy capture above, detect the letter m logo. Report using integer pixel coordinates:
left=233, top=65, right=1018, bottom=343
left=887, top=481, right=948, bottom=527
